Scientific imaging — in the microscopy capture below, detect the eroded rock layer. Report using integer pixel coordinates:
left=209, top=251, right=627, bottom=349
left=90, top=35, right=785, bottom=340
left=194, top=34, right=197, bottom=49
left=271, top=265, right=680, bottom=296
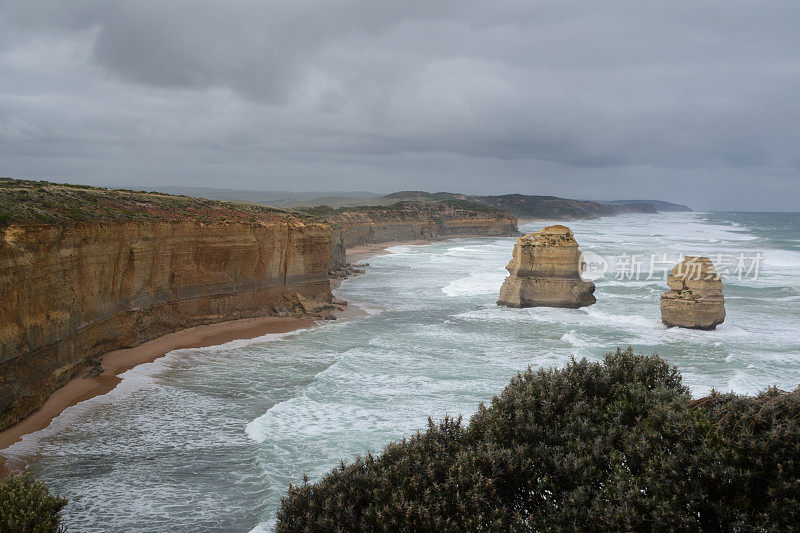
left=661, top=256, right=725, bottom=330
left=0, top=220, right=332, bottom=429
left=330, top=208, right=518, bottom=249
left=320, top=202, right=518, bottom=276
left=497, top=225, right=596, bottom=308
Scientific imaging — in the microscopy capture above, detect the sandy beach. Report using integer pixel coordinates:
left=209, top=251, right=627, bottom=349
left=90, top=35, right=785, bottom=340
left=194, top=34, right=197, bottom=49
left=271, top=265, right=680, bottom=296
left=0, top=239, right=453, bottom=477
left=0, top=250, right=389, bottom=477
left=346, top=240, right=432, bottom=263
left=0, top=316, right=322, bottom=475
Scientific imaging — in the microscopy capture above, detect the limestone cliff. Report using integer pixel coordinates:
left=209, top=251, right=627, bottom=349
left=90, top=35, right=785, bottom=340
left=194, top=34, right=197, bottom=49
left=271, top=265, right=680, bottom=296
left=661, top=257, right=725, bottom=330
left=0, top=180, right=332, bottom=430
left=306, top=201, right=518, bottom=255
left=497, top=225, right=596, bottom=308
left=334, top=211, right=518, bottom=248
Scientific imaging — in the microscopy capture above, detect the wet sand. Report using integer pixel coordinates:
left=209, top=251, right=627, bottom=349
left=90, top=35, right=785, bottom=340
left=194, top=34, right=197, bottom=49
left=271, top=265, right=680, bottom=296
left=346, top=240, right=431, bottom=263
left=0, top=316, right=323, bottom=476
left=0, top=237, right=474, bottom=477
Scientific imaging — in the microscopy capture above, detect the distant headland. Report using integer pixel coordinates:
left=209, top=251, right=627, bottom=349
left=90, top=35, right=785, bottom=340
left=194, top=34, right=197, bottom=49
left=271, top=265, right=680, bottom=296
left=151, top=185, right=692, bottom=219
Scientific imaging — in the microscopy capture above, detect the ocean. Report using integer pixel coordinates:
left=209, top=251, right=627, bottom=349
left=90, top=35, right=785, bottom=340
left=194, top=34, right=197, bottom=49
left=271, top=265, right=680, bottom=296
left=3, top=211, right=799, bottom=532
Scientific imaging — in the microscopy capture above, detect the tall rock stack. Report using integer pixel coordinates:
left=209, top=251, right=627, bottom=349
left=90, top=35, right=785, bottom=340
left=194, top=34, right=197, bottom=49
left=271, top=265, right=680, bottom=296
left=497, top=225, right=596, bottom=308
left=660, top=256, right=726, bottom=330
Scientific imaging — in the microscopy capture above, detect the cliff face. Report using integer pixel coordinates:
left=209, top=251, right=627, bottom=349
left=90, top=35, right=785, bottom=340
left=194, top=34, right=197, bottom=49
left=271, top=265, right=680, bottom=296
left=497, top=225, right=596, bottom=308
left=318, top=202, right=518, bottom=251
left=0, top=219, right=332, bottom=430
left=336, top=214, right=518, bottom=248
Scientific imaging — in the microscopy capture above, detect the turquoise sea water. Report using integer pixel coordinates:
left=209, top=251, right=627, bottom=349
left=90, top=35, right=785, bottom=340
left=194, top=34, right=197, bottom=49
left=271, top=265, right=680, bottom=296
left=2, top=212, right=799, bottom=532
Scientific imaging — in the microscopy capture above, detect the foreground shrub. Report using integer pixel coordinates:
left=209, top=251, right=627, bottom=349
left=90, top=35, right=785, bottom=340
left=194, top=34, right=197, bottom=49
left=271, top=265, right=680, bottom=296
left=693, top=387, right=800, bottom=530
left=277, top=348, right=800, bottom=532
left=0, top=472, right=67, bottom=533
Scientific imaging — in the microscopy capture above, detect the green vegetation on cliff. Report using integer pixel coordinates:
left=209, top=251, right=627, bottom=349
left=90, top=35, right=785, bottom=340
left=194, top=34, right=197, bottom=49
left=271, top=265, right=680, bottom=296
left=469, top=193, right=657, bottom=218
left=382, top=191, right=683, bottom=218
left=126, top=185, right=691, bottom=218
left=299, top=199, right=509, bottom=219
left=0, top=178, right=304, bottom=228
left=0, top=473, right=67, bottom=533
left=311, top=191, right=690, bottom=219
left=277, top=349, right=799, bottom=531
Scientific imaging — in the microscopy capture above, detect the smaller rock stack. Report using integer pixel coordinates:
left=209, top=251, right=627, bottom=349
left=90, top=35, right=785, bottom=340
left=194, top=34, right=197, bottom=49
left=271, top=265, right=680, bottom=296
left=660, top=256, right=725, bottom=330
left=497, top=225, right=596, bottom=308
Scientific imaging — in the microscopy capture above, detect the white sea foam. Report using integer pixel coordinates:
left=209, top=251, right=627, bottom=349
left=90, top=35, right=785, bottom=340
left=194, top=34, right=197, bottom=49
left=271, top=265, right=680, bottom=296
left=584, top=307, right=663, bottom=330
left=383, top=244, right=425, bottom=256
left=0, top=328, right=313, bottom=461
left=726, top=370, right=763, bottom=396
left=762, top=249, right=800, bottom=270
left=441, top=269, right=507, bottom=297
left=560, top=330, right=598, bottom=350
left=19, top=211, right=800, bottom=532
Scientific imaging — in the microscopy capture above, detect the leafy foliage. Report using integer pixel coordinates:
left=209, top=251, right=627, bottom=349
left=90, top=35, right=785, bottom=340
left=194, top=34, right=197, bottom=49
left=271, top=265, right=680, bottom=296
left=277, top=348, right=800, bottom=531
left=0, top=472, right=67, bottom=533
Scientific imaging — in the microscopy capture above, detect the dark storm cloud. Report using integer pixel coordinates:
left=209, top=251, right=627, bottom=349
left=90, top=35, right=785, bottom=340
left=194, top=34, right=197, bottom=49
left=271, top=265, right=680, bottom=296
left=1, top=0, right=799, bottom=210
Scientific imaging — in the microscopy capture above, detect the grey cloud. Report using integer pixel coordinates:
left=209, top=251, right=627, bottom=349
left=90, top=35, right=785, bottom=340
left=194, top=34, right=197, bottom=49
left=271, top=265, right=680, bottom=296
left=1, top=0, right=799, bottom=210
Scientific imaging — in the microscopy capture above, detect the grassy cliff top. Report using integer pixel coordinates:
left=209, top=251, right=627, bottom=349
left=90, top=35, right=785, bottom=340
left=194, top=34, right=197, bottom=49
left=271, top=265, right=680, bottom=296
left=298, top=199, right=513, bottom=218
left=0, top=178, right=312, bottom=227
left=296, top=191, right=682, bottom=219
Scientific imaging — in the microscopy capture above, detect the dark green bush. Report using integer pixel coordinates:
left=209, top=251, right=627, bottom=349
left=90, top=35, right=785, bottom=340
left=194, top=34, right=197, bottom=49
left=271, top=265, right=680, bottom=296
left=277, top=348, right=800, bottom=532
left=0, top=473, right=67, bottom=533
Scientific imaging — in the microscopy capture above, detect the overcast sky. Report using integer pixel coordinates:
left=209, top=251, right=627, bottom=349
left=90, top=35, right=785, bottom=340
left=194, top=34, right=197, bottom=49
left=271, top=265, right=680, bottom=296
left=1, top=1, right=799, bottom=210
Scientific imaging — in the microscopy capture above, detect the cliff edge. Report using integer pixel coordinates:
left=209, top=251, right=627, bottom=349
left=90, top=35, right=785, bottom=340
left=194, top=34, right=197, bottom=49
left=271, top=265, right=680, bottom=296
left=301, top=200, right=519, bottom=272
left=0, top=179, right=333, bottom=430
